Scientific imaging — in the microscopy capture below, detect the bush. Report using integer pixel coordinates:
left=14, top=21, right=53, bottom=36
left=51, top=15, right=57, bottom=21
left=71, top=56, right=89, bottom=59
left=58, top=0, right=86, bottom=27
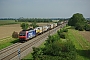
left=41, top=40, right=76, bottom=60
left=57, top=29, right=66, bottom=39
left=75, top=23, right=84, bottom=31
left=12, top=31, right=18, bottom=38
left=60, top=33, right=66, bottom=39
left=32, top=30, right=76, bottom=60
left=66, top=24, right=68, bottom=27
left=78, top=27, right=84, bottom=31
left=63, top=28, right=68, bottom=32
left=84, top=24, right=90, bottom=31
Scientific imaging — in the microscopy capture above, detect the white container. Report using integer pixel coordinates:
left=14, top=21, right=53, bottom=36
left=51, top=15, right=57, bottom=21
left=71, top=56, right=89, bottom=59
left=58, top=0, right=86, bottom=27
left=50, top=24, right=53, bottom=29
left=53, top=23, right=57, bottom=28
left=42, top=26, right=48, bottom=32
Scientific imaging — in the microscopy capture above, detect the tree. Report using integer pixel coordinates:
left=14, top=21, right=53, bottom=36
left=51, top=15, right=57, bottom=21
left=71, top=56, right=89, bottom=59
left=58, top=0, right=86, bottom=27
left=32, top=47, right=42, bottom=60
left=84, top=24, right=90, bottom=31
left=68, top=13, right=86, bottom=26
left=20, top=23, right=29, bottom=30
left=75, top=23, right=84, bottom=31
left=30, top=21, right=39, bottom=28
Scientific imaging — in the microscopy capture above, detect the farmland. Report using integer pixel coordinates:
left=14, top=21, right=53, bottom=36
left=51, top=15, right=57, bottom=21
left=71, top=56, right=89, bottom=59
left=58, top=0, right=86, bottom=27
left=67, top=29, right=90, bottom=60
left=0, top=20, right=17, bottom=26
left=0, top=24, right=21, bottom=39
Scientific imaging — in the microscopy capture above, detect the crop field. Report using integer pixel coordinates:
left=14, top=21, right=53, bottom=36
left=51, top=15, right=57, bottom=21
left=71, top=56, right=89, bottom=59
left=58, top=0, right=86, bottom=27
left=0, top=24, right=22, bottom=39
left=79, top=31, right=90, bottom=43
left=0, top=20, right=17, bottom=26
left=67, top=29, right=90, bottom=60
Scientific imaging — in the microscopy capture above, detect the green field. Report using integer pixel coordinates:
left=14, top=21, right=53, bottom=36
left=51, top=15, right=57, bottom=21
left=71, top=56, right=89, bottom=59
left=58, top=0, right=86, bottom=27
left=67, top=29, right=90, bottom=60
left=0, top=37, right=19, bottom=50
left=0, top=20, right=17, bottom=26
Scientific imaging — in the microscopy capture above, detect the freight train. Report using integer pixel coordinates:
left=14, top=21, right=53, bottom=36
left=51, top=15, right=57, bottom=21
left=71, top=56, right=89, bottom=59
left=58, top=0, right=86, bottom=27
left=19, top=23, right=61, bottom=42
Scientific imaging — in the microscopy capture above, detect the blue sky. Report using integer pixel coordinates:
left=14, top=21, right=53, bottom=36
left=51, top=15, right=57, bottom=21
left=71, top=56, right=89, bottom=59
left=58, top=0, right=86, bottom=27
left=0, top=0, right=90, bottom=18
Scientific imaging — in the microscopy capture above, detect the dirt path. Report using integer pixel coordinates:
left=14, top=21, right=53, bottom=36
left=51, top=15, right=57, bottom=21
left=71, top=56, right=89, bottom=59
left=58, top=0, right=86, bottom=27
left=79, top=31, right=90, bottom=43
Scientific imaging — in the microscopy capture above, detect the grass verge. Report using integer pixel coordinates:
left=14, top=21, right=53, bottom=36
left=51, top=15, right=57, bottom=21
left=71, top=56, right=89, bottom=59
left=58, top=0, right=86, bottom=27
left=0, top=36, right=19, bottom=50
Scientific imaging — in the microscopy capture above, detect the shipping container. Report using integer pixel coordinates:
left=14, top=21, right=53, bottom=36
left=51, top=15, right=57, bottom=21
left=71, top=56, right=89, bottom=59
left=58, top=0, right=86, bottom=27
left=42, top=26, right=48, bottom=32
left=53, top=23, right=57, bottom=28
left=50, top=24, right=53, bottom=29
left=27, top=30, right=36, bottom=39
left=34, top=27, right=43, bottom=34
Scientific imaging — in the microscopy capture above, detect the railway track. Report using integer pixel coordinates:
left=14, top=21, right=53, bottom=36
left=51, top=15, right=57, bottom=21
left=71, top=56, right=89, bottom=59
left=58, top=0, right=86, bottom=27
left=0, top=23, right=66, bottom=60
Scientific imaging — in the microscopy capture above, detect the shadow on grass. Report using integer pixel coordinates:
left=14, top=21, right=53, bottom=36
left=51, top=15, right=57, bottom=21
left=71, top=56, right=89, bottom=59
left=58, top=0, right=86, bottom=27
left=77, top=49, right=90, bottom=59
left=10, top=39, right=19, bottom=43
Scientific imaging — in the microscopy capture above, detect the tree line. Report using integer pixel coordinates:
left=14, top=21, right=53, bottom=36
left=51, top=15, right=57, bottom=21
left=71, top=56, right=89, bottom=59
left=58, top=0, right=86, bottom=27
left=18, top=18, right=52, bottom=22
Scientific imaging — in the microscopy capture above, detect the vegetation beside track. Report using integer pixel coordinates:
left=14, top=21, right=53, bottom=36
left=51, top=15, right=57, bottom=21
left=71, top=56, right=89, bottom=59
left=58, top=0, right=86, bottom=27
left=23, top=26, right=90, bottom=60
left=23, top=27, right=76, bottom=60
left=0, top=37, right=19, bottom=50
left=23, top=42, right=46, bottom=60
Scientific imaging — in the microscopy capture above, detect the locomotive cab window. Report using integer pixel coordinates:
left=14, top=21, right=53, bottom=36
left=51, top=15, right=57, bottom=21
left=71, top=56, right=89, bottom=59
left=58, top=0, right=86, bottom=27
left=19, top=34, right=25, bottom=36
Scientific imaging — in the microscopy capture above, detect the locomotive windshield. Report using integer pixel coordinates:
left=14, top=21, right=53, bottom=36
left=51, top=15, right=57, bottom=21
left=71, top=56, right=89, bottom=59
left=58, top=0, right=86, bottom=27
left=19, top=31, right=26, bottom=36
left=19, top=34, right=25, bottom=36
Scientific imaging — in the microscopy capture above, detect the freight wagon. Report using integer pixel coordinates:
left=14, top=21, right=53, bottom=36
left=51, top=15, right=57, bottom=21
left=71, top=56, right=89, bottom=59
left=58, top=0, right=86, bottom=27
left=34, top=27, right=43, bottom=35
left=42, top=26, right=48, bottom=33
left=53, top=23, right=57, bottom=28
left=50, top=24, right=54, bottom=29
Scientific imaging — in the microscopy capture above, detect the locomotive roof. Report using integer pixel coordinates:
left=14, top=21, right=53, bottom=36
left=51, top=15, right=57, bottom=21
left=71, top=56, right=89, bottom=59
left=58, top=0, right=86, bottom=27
left=19, top=31, right=26, bottom=34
